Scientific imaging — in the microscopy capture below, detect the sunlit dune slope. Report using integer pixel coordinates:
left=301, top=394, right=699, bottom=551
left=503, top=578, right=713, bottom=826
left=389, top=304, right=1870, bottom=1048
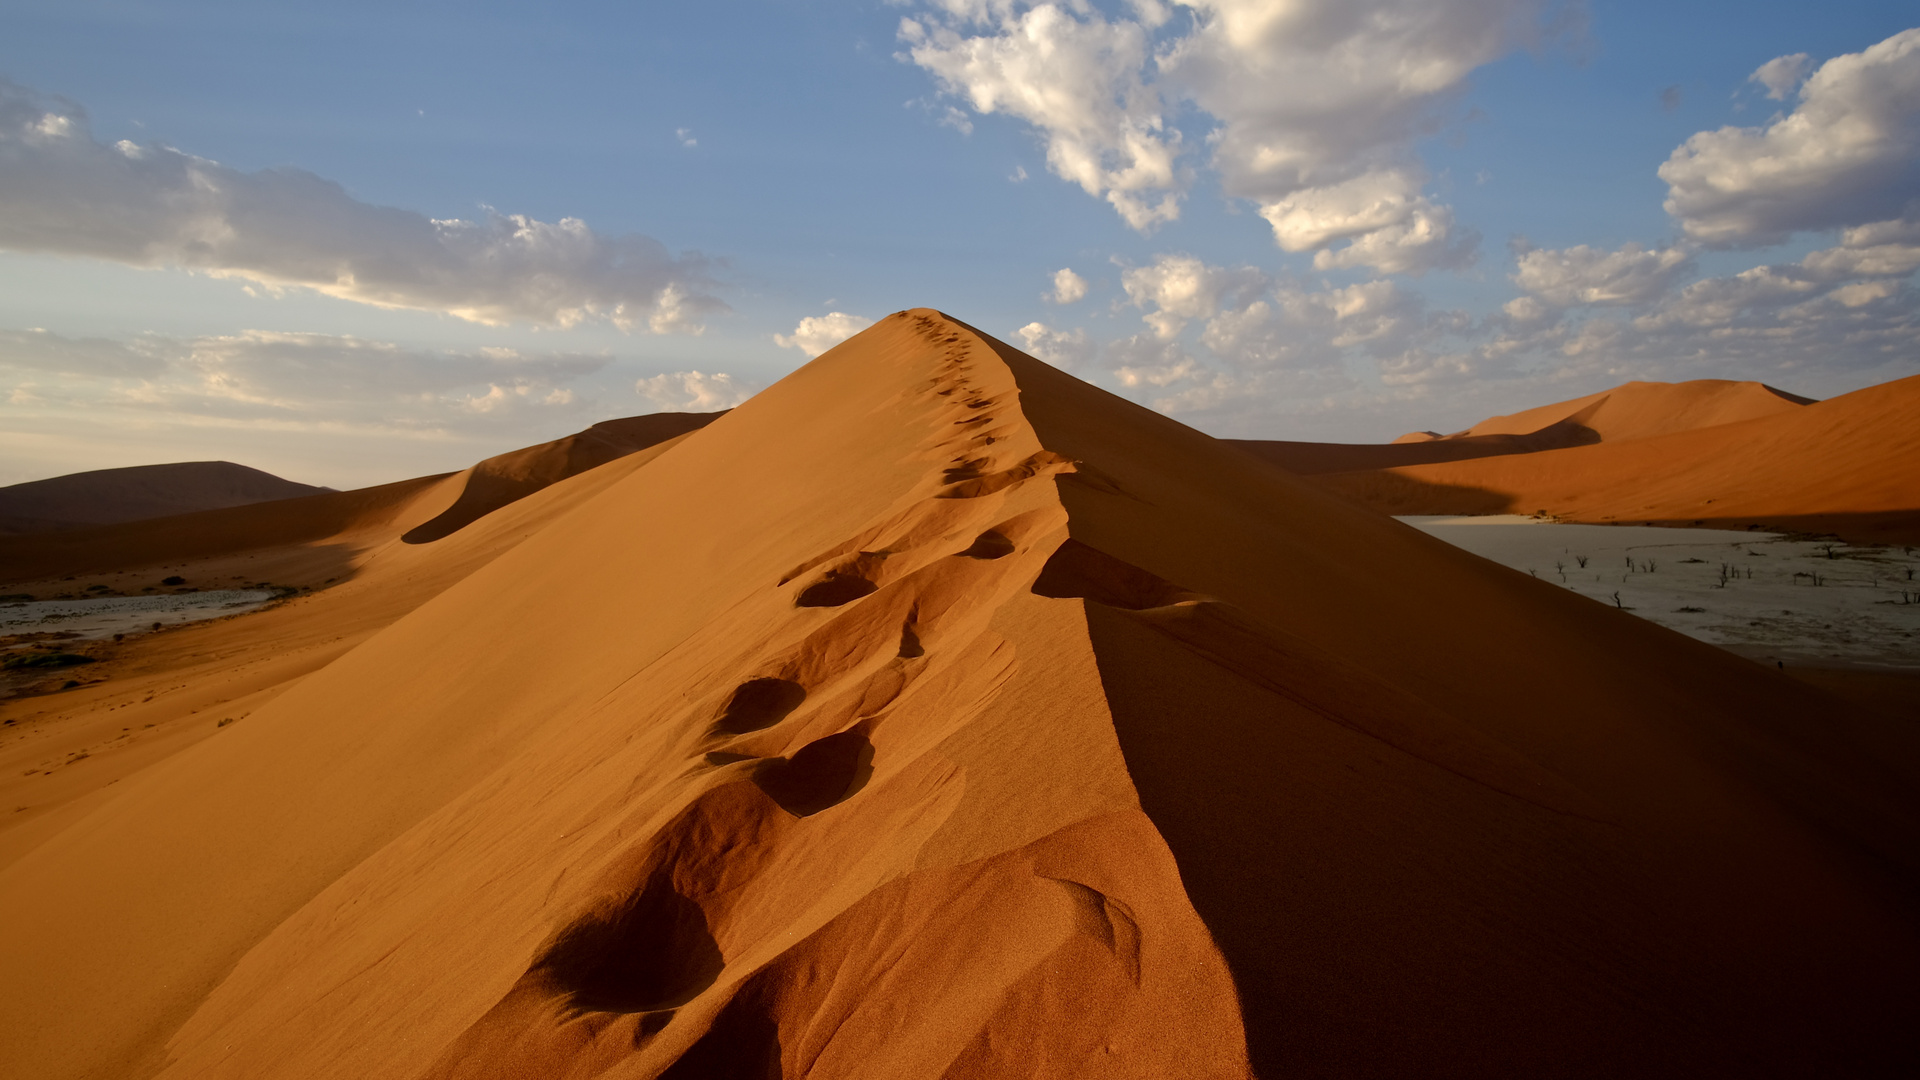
left=1, top=313, right=1916, bottom=1080
left=0, top=415, right=720, bottom=884
left=1316, top=372, right=1920, bottom=542
left=0, top=461, right=329, bottom=535
left=1454, top=378, right=1812, bottom=441
left=0, top=429, right=703, bottom=875
left=1231, top=378, right=1812, bottom=475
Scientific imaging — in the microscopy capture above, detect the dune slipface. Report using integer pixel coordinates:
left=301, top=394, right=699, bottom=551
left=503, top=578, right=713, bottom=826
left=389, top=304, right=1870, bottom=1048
left=1, top=311, right=1916, bottom=1080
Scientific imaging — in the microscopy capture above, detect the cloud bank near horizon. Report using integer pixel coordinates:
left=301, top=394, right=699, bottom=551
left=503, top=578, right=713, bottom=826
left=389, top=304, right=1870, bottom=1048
left=0, top=80, right=726, bottom=332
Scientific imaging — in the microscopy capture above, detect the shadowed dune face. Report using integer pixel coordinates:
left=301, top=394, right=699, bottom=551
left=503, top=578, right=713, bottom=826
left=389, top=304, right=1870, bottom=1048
left=1307, top=372, right=1920, bottom=544
left=1459, top=378, right=1812, bottom=441
left=1231, top=378, right=1814, bottom=477
left=402, top=413, right=722, bottom=544
left=2, top=311, right=1918, bottom=1080
left=0, top=412, right=724, bottom=593
left=0, top=461, right=330, bottom=535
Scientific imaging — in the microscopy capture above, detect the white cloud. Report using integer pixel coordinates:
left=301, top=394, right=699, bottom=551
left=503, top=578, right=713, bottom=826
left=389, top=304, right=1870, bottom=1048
left=1265, top=171, right=1475, bottom=274
left=1159, top=0, right=1546, bottom=261
left=1750, top=53, right=1812, bottom=100
left=901, top=1, right=1560, bottom=265
left=773, top=311, right=875, bottom=358
left=1512, top=242, right=1694, bottom=307
left=633, top=370, right=754, bottom=411
left=1660, top=29, right=1920, bottom=246
left=1120, top=253, right=1270, bottom=339
left=676, top=127, right=698, bottom=147
left=1016, top=321, right=1093, bottom=368
left=0, top=327, right=608, bottom=428
left=1111, top=334, right=1203, bottom=388
left=1039, top=232, right=1919, bottom=438
left=900, top=5, right=1182, bottom=230
left=1047, top=266, right=1089, bottom=304
left=0, top=79, right=725, bottom=330
left=1798, top=217, right=1920, bottom=279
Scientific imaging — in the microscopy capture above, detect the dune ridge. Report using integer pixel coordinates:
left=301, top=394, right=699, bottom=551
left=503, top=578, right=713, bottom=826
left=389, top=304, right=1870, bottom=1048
left=0, top=313, right=1915, bottom=1079
left=1231, top=378, right=1814, bottom=475
left=1314, top=372, right=1920, bottom=542
left=0, top=412, right=724, bottom=590
left=0, top=461, right=331, bottom=536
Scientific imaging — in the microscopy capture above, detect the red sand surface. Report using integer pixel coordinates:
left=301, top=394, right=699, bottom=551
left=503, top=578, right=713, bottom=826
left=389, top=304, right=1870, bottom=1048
left=1312, top=373, right=1920, bottom=543
left=0, top=461, right=329, bottom=535
left=1231, top=378, right=1814, bottom=475
left=0, top=313, right=1915, bottom=1079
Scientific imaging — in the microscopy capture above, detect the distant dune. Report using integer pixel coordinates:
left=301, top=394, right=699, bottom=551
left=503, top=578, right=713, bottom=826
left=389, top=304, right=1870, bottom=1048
left=0, top=412, right=724, bottom=588
left=1311, top=373, right=1920, bottom=542
left=1231, top=378, right=1814, bottom=475
left=1, top=312, right=1915, bottom=1079
left=0, top=461, right=330, bottom=535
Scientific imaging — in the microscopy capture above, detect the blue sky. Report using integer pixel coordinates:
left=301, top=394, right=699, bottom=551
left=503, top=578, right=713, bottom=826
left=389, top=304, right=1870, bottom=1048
left=2, top=0, right=1916, bottom=487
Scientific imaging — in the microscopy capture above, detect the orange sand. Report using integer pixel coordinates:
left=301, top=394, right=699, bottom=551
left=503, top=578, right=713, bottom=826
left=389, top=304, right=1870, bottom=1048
left=0, top=315, right=1915, bottom=1079
left=1232, top=378, right=1813, bottom=475
left=1313, top=373, right=1920, bottom=542
left=0, top=461, right=329, bottom=535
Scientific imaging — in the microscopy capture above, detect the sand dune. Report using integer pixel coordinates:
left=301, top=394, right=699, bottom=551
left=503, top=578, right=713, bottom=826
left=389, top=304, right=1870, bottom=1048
left=0, top=461, right=330, bottom=535
left=403, top=413, right=721, bottom=543
left=0, top=415, right=718, bottom=882
left=0, top=412, right=723, bottom=590
left=1316, top=373, right=1920, bottom=543
left=1231, top=378, right=1814, bottom=475
left=1450, top=378, right=1812, bottom=441
left=1, top=314, right=1916, bottom=1079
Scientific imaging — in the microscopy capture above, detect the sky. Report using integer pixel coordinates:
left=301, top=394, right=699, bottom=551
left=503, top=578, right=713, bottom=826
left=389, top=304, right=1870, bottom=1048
left=1, top=0, right=1916, bottom=488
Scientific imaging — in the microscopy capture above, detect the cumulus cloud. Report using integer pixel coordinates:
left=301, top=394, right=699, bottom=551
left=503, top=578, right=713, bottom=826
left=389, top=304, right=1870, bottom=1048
left=0, top=79, right=725, bottom=330
left=1798, top=216, right=1920, bottom=279
left=1750, top=53, right=1812, bottom=100
left=1016, top=321, right=1094, bottom=368
left=1061, top=227, right=1920, bottom=436
left=1263, top=170, right=1477, bottom=274
left=1100, top=252, right=1459, bottom=418
left=1158, top=0, right=1548, bottom=265
left=634, top=370, right=755, bottom=411
left=903, top=1, right=1564, bottom=268
left=1660, top=29, right=1920, bottom=246
left=899, top=5, right=1181, bottom=230
left=1512, top=242, right=1694, bottom=307
left=1119, top=253, right=1271, bottom=338
left=1047, top=266, right=1089, bottom=304
left=773, top=312, right=875, bottom=358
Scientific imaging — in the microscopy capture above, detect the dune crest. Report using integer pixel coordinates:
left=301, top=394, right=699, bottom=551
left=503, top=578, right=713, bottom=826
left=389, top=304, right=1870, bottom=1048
left=1458, top=378, right=1812, bottom=442
left=1, top=312, right=1916, bottom=1079
left=0, top=461, right=329, bottom=535
left=1233, top=377, right=1814, bottom=476
left=1315, top=373, right=1920, bottom=542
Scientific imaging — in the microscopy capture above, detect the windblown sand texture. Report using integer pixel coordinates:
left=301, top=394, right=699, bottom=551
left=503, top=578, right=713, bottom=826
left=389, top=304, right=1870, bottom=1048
left=2, top=312, right=1918, bottom=1079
